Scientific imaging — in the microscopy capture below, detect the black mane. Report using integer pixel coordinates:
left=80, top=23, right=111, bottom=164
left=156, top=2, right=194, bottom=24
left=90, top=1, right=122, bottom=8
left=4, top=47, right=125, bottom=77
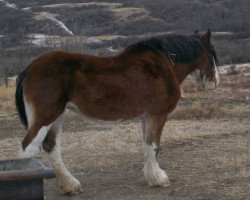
left=127, top=34, right=204, bottom=63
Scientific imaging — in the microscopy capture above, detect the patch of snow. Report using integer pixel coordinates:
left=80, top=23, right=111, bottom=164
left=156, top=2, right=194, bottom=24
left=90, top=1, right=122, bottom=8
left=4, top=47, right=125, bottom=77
left=47, top=16, right=73, bottom=35
left=112, top=7, right=149, bottom=20
left=219, top=69, right=227, bottom=75
left=34, top=12, right=73, bottom=36
left=85, top=37, right=103, bottom=44
left=35, top=13, right=73, bottom=36
left=219, top=63, right=250, bottom=75
left=28, top=34, right=63, bottom=48
left=34, top=11, right=59, bottom=20
left=239, top=89, right=250, bottom=93
left=39, top=2, right=122, bottom=9
left=22, top=7, right=31, bottom=11
left=0, top=0, right=18, bottom=10
left=5, top=2, right=17, bottom=9
left=220, top=63, right=250, bottom=69
left=213, top=32, right=234, bottom=36
left=28, top=34, right=47, bottom=47
left=107, top=46, right=118, bottom=52
left=235, top=63, right=250, bottom=69
left=47, top=16, right=73, bottom=36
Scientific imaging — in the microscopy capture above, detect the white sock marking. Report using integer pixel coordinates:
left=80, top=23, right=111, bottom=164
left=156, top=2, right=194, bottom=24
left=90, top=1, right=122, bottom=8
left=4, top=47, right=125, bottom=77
left=20, top=124, right=51, bottom=158
left=143, top=142, right=169, bottom=187
left=48, top=115, right=83, bottom=194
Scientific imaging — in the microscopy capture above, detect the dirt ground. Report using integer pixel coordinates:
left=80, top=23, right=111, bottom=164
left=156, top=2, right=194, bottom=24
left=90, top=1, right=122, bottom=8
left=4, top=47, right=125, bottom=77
left=0, top=64, right=249, bottom=199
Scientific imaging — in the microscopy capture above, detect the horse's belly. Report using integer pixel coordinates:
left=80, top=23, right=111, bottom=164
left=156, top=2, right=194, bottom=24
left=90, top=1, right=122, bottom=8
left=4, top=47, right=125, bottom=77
left=67, top=100, right=144, bottom=122
left=69, top=87, right=174, bottom=121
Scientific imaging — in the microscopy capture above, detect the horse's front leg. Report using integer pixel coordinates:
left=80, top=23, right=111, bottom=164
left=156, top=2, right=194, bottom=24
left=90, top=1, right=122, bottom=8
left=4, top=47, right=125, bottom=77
left=141, top=114, right=170, bottom=187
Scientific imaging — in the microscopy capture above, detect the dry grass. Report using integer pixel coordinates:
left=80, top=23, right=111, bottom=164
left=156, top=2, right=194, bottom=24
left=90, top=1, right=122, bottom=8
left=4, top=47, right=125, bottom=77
left=170, top=101, right=226, bottom=120
left=170, top=100, right=250, bottom=120
left=216, top=154, right=248, bottom=171
left=0, top=86, right=15, bottom=111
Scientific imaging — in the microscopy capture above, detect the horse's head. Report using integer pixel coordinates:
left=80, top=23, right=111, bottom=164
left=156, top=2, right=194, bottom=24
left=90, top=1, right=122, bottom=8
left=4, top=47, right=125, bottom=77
left=192, top=30, right=219, bottom=90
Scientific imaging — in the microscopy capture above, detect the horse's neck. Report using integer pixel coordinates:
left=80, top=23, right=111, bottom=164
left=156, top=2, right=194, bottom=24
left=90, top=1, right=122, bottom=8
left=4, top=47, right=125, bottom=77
left=173, top=63, right=195, bottom=84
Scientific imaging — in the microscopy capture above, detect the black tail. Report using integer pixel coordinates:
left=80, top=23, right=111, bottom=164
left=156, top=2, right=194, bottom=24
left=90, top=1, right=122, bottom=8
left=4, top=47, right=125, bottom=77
left=15, top=70, right=28, bottom=129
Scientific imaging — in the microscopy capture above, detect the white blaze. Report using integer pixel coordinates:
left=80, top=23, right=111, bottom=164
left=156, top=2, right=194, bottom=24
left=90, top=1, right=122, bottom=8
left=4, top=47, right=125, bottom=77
left=213, top=58, right=220, bottom=86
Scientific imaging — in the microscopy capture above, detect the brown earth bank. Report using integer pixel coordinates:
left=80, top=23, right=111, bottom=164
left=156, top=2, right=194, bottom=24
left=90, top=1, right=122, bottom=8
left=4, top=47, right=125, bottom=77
left=0, top=64, right=249, bottom=199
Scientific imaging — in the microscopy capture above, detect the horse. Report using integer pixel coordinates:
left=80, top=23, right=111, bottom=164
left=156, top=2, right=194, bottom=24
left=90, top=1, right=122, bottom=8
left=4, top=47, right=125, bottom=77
left=15, top=30, right=219, bottom=194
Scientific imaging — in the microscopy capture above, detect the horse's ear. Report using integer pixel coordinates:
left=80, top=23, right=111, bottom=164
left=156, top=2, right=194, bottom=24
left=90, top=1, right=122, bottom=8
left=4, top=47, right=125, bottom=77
left=202, top=29, right=211, bottom=44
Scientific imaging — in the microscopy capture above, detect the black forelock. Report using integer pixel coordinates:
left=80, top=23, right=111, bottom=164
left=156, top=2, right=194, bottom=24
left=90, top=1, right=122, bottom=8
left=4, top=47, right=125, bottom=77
left=127, top=34, right=205, bottom=63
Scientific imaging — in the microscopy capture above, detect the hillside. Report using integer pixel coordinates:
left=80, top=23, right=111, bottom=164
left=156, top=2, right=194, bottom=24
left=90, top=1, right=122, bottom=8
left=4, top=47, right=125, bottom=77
left=0, top=0, right=250, bottom=80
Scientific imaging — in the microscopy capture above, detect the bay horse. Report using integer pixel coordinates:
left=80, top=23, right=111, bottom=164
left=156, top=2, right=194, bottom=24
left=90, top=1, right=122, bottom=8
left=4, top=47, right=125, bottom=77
left=15, top=30, right=219, bottom=194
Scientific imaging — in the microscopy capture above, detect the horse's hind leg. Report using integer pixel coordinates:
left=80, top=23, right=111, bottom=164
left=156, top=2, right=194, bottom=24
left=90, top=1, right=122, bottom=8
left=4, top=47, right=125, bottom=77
left=20, top=124, right=51, bottom=157
left=20, top=101, right=52, bottom=158
left=142, top=114, right=170, bottom=187
left=43, top=113, right=83, bottom=194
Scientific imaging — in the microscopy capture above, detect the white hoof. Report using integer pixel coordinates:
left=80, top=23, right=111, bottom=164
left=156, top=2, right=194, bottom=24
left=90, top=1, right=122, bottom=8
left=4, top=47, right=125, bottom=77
left=143, top=165, right=170, bottom=187
left=57, top=175, right=83, bottom=195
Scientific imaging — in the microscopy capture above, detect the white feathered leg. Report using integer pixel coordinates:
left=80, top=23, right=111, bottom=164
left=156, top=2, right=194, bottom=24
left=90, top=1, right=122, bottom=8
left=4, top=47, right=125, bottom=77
left=141, top=115, right=170, bottom=187
left=47, top=114, right=83, bottom=194
left=143, top=142, right=170, bottom=187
